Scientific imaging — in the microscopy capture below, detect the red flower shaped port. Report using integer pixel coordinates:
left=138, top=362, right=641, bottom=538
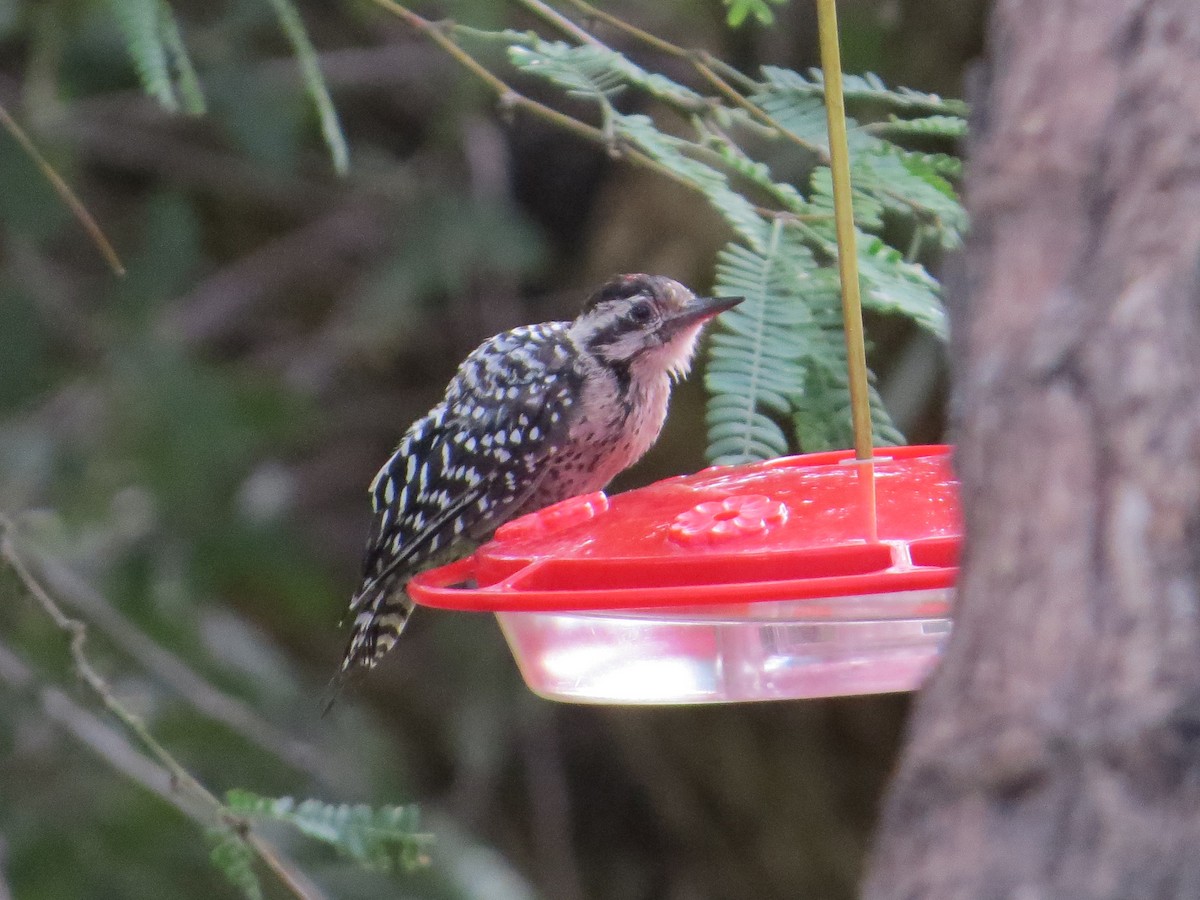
left=669, top=494, right=788, bottom=547
left=495, top=491, right=611, bottom=542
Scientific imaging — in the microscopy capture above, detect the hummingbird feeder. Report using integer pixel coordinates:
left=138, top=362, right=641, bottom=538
left=409, top=0, right=962, bottom=703
left=409, top=445, right=957, bottom=703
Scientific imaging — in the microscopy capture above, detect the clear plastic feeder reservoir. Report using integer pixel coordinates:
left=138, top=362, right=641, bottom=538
left=408, top=445, right=960, bottom=704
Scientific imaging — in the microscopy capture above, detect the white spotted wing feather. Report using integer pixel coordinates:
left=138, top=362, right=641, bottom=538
left=342, top=324, right=580, bottom=670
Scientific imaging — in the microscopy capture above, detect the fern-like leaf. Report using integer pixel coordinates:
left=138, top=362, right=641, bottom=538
left=760, top=67, right=968, bottom=117
left=508, top=41, right=705, bottom=111
left=794, top=364, right=904, bottom=452
left=705, top=222, right=903, bottom=463
left=615, top=113, right=769, bottom=250
left=888, top=146, right=964, bottom=186
left=157, top=0, right=205, bottom=114
left=509, top=42, right=627, bottom=100
left=751, top=80, right=832, bottom=151
left=263, top=0, right=350, bottom=175
left=207, top=829, right=263, bottom=900
left=848, top=149, right=967, bottom=248
left=702, top=133, right=809, bottom=214
left=876, top=113, right=966, bottom=141
left=855, top=233, right=948, bottom=338
left=110, top=0, right=178, bottom=111
left=226, top=789, right=431, bottom=873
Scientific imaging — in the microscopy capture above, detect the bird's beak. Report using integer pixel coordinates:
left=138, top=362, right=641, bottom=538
left=660, top=295, right=743, bottom=336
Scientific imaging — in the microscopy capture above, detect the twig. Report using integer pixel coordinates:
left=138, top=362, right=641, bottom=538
left=554, top=0, right=830, bottom=159
left=373, top=0, right=846, bottom=234
left=19, top=538, right=333, bottom=781
left=365, top=0, right=760, bottom=208
left=245, top=832, right=326, bottom=900
left=510, top=0, right=712, bottom=117
left=366, top=0, right=836, bottom=232
left=468, top=0, right=941, bottom=225
left=512, top=0, right=604, bottom=48
left=2, top=523, right=217, bottom=806
left=0, top=101, right=125, bottom=275
left=0, top=638, right=195, bottom=818
left=0, top=514, right=325, bottom=900
left=559, top=0, right=683, bottom=59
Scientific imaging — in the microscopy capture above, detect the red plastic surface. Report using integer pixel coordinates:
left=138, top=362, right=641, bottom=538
left=408, top=444, right=960, bottom=612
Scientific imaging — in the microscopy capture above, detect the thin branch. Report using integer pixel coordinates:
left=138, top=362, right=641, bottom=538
left=512, top=0, right=605, bottom=48
left=456, top=0, right=941, bottom=227
left=559, top=0, right=685, bottom=59
left=19, top=538, right=333, bottom=781
left=0, top=638, right=195, bottom=818
left=2, top=524, right=217, bottom=806
left=554, top=0, right=829, bottom=159
left=696, top=64, right=830, bottom=161
left=245, top=832, right=326, bottom=900
left=508, top=0, right=712, bottom=117
left=366, top=0, right=726, bottom=198
left=0, top=101, right=125, bottom=275
left=367, top=0, right=822, bottom=233
left=0, top=515, right=324, bottom=900
left=2, top=642, right=322, bottom=900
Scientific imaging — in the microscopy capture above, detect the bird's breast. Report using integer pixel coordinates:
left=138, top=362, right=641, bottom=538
left=530, top=373, right=672, bottom=507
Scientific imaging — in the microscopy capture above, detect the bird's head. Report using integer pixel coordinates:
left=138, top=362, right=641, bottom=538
left=570, top=274, right=742, bottom=382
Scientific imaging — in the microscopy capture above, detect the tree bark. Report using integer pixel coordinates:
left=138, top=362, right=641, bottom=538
left=864, top=2, right=1200, bottom=898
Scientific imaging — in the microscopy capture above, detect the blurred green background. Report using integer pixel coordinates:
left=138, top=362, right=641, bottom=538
left=0, top=1, right=982, bottom=897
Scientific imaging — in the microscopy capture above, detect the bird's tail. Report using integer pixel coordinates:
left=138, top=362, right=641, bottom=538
left=322, top=575, right=413, bottom=715
left=341, top=573, right=414, bottom=673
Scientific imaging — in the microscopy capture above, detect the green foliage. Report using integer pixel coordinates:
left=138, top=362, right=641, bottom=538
left=155, top=0, right=205, bottom=115
left=705, top=223, right=903, bottom=464
left=261, top=0, right=349, bottom=175
left=758, top=66, right=968, bottom=117
left=206, top=792, right=430, bottom=898
left=705, top=231, right=807, bottom=462
left=613, top=112, right=769, bottom=249
left=878, top=113, right=968, bottom=140
left=509, top=41, right=706, bottom=109
left=502, top=28, right=965, bottom=461
left=107, top=0, right=346, bottom=171
left=208, top=830, right=263, bottom=900
left=108, top=0, right=191, bottom=112
left=723, top=0, right=788, bottom=27
left=226, top=790, right=432, bottom=874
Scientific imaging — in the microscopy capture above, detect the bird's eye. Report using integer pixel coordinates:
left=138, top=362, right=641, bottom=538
left=628, top=301, right=654, bottom=324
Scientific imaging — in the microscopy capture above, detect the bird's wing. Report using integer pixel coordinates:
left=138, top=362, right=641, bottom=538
left=340, top=324, right=580, bottom=671
left=361, top=323, right=580, bottom=582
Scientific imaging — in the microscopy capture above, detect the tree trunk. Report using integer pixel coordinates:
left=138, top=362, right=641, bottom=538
left=864, top=2, right=1200, bottom=898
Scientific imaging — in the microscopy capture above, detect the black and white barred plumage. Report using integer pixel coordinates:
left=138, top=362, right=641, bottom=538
left=340, top=274, right=741, bottom=673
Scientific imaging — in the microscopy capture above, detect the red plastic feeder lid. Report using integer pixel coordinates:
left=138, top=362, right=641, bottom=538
left=408, top=444, right=960, bottom=612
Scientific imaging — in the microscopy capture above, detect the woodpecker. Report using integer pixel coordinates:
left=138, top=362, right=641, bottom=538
left=339, top=274, right=741, bottom=674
